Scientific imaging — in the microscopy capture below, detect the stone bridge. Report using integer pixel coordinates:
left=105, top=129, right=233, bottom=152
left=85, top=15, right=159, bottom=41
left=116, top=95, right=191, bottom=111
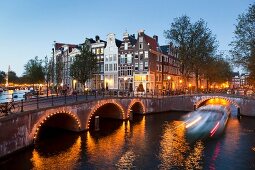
left=0, top=94, right=255, bottom=158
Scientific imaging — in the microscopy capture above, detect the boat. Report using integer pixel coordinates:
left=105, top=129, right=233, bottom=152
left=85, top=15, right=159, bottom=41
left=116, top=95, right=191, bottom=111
left=184, top=104, right=230, bottom=140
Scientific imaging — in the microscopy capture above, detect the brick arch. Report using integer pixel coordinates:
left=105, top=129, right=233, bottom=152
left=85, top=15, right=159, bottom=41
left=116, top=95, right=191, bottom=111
left=31, top=110, right=81, bottom=142
left=127, top=99, right=146, bottom=118
left=194, top=96, right=240, bottom=109
left=86, top=100, right=125, bottom=129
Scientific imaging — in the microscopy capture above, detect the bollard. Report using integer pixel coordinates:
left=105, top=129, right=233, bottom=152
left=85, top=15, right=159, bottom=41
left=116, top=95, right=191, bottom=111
left=51, top=95, right=54, bottom=106
left=194, top=105, right=196, bottom=111
left=37, top=94, right=39, bottom=109
left=129, top=109, right=133, bottom=121
left=21, top=99, right=24, bottom=112
left=237, top=107, right=241, bottom=118
left=95, top=116, right=100, bottom=131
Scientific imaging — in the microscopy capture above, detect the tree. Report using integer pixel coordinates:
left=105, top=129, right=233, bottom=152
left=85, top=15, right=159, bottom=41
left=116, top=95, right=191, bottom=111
left=164, top=16, right=218, bottom=90
left=8, top=71, right=19, bottom=84
left=24, top=56, right=45, bottom=87
left=70, top=39, right=98, bottom=92
left=164, top=15, right=192, bottom=86
left=230, top=3, right=255, bottom=80
left=0, top=71, right=6, bottom=84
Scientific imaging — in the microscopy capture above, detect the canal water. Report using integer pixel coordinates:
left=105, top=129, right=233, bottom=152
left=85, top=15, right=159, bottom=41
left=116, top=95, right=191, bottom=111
left=0, top=90, right=26, bottom=103
left=0, top=111, right=255, bottom=169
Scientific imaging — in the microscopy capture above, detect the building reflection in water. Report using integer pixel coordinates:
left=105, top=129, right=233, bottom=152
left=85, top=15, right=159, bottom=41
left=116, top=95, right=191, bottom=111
left=31, top=136, right=82, bottom=170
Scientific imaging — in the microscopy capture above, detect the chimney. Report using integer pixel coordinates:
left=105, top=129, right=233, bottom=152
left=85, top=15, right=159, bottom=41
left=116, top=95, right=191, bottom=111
left=95, top=35, right=100, bottom=42
left=138, top=29, right=145, bottom=36
left=153, top=35, right=158, bottom=43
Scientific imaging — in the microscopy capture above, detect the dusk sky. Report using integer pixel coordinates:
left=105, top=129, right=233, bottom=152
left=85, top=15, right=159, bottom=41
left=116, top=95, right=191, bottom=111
left=0, top=0, right=254, bottom=76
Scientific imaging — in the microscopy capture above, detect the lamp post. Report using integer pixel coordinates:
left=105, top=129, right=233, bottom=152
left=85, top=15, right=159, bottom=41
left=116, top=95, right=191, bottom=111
left=167, top=76, right=171, bottom=95
left=123, top=77, right=127, bottom=90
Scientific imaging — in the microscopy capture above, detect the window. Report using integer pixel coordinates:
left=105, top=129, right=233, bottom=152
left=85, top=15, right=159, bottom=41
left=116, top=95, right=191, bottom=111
left=139, top=43, right=143, bottom=49
left=96, top=48, right=100, bottom=54
left=140, top=54, right=143, bottom=60
left=144, top=61, right=148, bottom=70
left=135, top=54, right=138, bottom=59
left=105, top=55, right=108, bottom=62
left=113, top=54, right=117, bottom=61
left=135, top=63, right=139, bottom=71
left=120, top=54, right=125, bottom=64
left=127, top=66, right=132, bottom=76
left=109, top=55, right=112, bottom=61
left=100, top=64, right=104, bottom=72
left=124, top=43, right=128, bottom=50
left=145, top=51, right=148, bottom=58
left=114, top=64, right=117, bottom=71
left=127, top=54, right=132, bottom=63
left=101, top=48, right=104, bottom=54
left=139, top=62, right=143, bottom=71
left=109, top=64, right=113, bottom=71
left=105, top=64, right=108, bottom=71
left=92, top=49, right=96, bottom=54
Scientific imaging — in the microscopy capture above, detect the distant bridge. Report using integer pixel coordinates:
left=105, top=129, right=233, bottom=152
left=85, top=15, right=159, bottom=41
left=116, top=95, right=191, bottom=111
left=0, top=94, right=255, bottom=158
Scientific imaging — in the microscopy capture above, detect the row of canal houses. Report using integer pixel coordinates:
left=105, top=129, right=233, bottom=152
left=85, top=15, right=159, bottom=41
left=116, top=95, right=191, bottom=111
left=53, top=29, right=183, bottom=93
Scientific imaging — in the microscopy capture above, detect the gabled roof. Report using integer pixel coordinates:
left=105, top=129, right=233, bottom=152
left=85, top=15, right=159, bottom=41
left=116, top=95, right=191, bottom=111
left=144, top=34, right=158, bottom=51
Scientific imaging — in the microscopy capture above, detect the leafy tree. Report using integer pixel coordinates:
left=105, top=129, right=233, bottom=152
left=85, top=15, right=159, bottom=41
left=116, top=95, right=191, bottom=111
left=24, top=56, right=45, bottom=87
left=164, top=15, right=218, bottom=90
left=8, top=71, right=19, bottom=84
left=70, top=39, right=98, bottom=92
left=0, top=71, right=6, bottom=84
left=230, top=3, right=255, bottom=80
left=205, top=55, right=232, bottom=86
left=164, top=15, right=192, bottom=86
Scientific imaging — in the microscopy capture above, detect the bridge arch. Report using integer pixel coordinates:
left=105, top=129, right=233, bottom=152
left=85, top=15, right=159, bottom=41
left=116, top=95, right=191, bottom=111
left=127, top=99, right=146, bottom=118
left=86, top=100, right=125, bottom=129
left=32, top=111, right=81, bottom=142
left=194, top=96, right=240, bottom=109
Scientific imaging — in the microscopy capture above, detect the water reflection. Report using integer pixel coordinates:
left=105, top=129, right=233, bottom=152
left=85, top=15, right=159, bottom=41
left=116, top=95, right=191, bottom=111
left=31, top=136, right=81, bottom=169
left=158, top=121, right=188, bottom=169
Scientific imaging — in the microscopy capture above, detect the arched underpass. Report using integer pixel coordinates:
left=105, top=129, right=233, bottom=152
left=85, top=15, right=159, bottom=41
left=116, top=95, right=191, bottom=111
left=88, top=103, right=124, bottom=131
left=196, top=98, right=240, bottom=116
left=34, top=112, right=81, bottom=142
left=130, top=102, right=144, bottom=114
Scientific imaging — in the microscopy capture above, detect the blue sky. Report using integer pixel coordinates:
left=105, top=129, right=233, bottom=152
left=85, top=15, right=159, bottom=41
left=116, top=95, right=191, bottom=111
left=0, top=0, right=254, bottom=76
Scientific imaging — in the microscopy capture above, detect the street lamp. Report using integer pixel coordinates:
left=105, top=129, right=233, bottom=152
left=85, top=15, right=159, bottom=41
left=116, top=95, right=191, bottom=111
left=167, top=76, right=171, bottom=94
left=124, top=77, right=128, bottom=90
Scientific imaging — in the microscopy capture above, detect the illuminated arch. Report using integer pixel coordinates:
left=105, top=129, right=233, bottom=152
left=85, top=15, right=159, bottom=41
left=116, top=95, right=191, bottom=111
left=33, top=111, right=81, bottom=141
left=194, top=96, right=240, bottom=109
left=127, top=99, right=146, bottom=118
left=86, top=100, right=125, bottom=129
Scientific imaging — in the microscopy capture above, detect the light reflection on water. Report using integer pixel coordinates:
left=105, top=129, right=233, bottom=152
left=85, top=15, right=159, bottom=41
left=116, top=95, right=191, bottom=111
left=31, top=136, right=82, bottom=170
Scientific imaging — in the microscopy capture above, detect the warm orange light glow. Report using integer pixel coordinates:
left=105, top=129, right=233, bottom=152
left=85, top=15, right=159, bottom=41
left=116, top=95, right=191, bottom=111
left=188, top=83, right=192, bottom=87
left=179, top=80, right=183, bottom=83
left=167, top=76, right=171, bottom=80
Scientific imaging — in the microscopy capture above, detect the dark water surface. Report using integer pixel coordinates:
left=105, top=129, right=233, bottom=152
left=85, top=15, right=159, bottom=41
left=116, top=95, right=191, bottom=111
left=0, top=111, right=255, bottom=170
